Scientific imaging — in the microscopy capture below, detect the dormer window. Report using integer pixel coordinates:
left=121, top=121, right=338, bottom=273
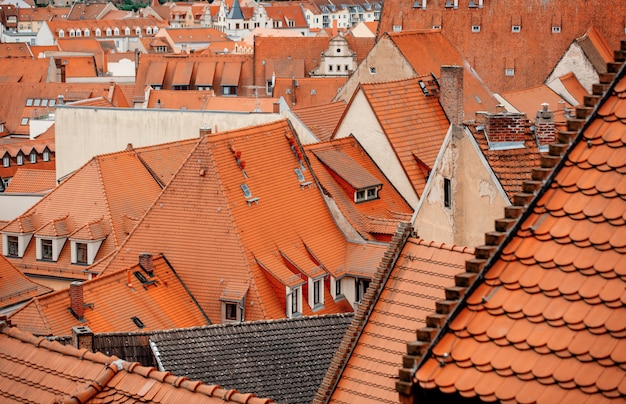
left=220, top=284, right=247, bottom=322
left=114, top=28, right=120, bottom=36
left=59, top=30, right=64, bottom=38
left=355, top=186, right=379, bottom=202
left=308, top=276, right=324, bottom=309
left=16, top=152, right=23, bottom=166
left=2, top=232, right=33, bottom=258
left=41, top=239, right=53, bottom=260
left=124, top=27, right=130, bottom=35
left=43, top=149, right=50, bottom=162
left=84, top=29, right=89, bottom=37
left=106, top=28, right=112, bottom=36
left=69, top=29, right=75, bottom=37
left=552, top=26, right=561, bottom=33
left=30, top=150, right=36, bottom=163
left=95, top=28, right=101, bottom=36
left=512, top=25, right=521, bottom=33
left=146, top=27, right=152, bottom=34
left=135, top=27, right=141, bottom=35
left=471, top=25, right=481, bottom=32
left=70, top=239, right=104, bottom=265
left=6, top=236, right=18, bottom=257
left=288, top=286, right=301, bottom=318
left=2, top=155, right=9, bottom=167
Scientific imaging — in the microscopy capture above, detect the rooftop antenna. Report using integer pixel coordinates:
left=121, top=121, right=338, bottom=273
left=242, top=85, right=266, bottom=113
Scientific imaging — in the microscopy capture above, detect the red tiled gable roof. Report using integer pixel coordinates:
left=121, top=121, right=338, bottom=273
left=576, top=26, right=615, bottom=75
left=0, top=255, right=52, bottom=311
left=67, top=2, right=110, bottom=20
left=306, top=136, right=413, bottom=241
left=557, top=72, right=589, bottom=106
left=254, top=36, right=334, bottom=81
left=4, top=168, right=56, bottom=193
left=29, top=45, right=60, bottom=58
left=0, top=43, right=31, bottom=58
left=500, top=84, right=573, bottom=124
left=387, top=30, right=499, bottom=117
left=95, top=120, right=368, bottom=323
left=62, top=55, right=99, bottom=78
left=262, top=4, right=307, bottom=28
left=44, top=17, right=165, bottom=41
left=469, top=123, right=542, bottom=200
left=411, top=58, right=626, bottom=402
left=1, top=146, right=175, bottom=281
left=0, top=58, right=49, bottom=83
left=323, top=238, right=474, bottom=403
left=163, top=27, right=229, bottom=44
left=0, top=323, right=274, bottom=403
left=27, top=6, right=71, bottom=21
left=378, top=0, right=624, bottom=93
left=9, top=255, right=210, bottom=336
left=348, top=76, right=450, bottom=198
left=275, top=77, right=348, bottom=109
left=292, top=101, right=346, bottom=142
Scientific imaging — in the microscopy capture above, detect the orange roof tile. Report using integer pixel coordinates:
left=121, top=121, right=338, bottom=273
left=327, top=238, right=473, bottom=403
left=0, top=43, right=31, bottom=58
left=411, top=60, right=626, bottom=402
left=557, top=72, right=589, bottom=106
left=275, top=77, right=348, bottom=109
left=262, top=4, right=307, bottom=28
left=292, top=101, right=346, bottom=142
left=305, top=136, right=413, bottom=241
left=4, top=168, right=56, bottom=193
left=1, top=141, right=191, bottom=281
left=95, top=120, right=381, bottom=323
left=0, top=255, right=52, bottom=311
left=500, top=84, right=573, bottom=124
left=344, top=76, right=450, bottom=198
left=0, top=58, right=49, bottom=83
left=9, top=255, right=210, bottom=336
left=147, top=89, right=279, bottom=112
left=576, top=26, right=614, bottom=74
left=0, top=323, right=274, bottom=403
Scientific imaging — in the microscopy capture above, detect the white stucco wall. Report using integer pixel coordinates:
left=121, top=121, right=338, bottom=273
left=107, top=58, right=136, bottom=78
left=414, top=126, right=509, bottom=248
left=334, top=90, right=419, bottom=207
left=54, top=106, right=282, bottom=181
left=0, top=194, right=44, bottom=221
left=545, top=42, right=599, bottom=93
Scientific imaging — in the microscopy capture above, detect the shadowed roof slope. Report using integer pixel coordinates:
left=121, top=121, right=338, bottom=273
left=292, top=101, right=346, bottom=142
left=0, top=255, right=52, bottom=312
left=411, top=60, right=626, bottom=402
left=0, top=322, right=273, bottom=403
left=499, top=84, right=573, bottom=124
left=150, top=314, right=353, bottom=403
left=324, top=238, right=473, bottom=403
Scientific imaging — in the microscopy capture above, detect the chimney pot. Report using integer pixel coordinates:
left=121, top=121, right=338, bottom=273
left=72, top=325, right=93, bottom=351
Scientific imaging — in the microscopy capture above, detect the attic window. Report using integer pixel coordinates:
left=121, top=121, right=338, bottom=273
left=33, top=99, right=41, bottom=107
left=41, top=99, right=48, bottom=107
left=295, top=168, right=305, bottom=181
left=471, top=25, right=481, bottom=32
left=355, top=186, right=379, bottom=203
left=6, top=236, right=18, bottom=257
left=76, top=242, right=87, bottom=264
left=512, top=25, right=521, bottom=32
left=20, top=117, right=28, bottom=125
left=432, top=25, right=442, bottom=29
left=2, top=155, right=9, bottom=167
left=369, top=67, right=376, bottom=74
left=26, top=98, right=33, bottom=106
left=419, top=81, right=429, bottom=95
left=552, top=26, right=561, bottom=33
left=131, top=316, right=144, bottom=329
left=49, top=99, right=56, bottom=107
left=241, top=184, right=252, bottom=198
left=505, top=68, right=515, bottom=76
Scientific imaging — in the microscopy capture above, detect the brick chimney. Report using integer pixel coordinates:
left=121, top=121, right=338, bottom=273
left=439, top=65, right=464, bottom=126
left=484, top=111, right=527, bottom=143
left=139, top=253, right=154, bottom=276
left=199, top=125, right=212, bottom=137
left=69, top=281, right=85, bottom=320
left=535, top=103, right=556, bottom=146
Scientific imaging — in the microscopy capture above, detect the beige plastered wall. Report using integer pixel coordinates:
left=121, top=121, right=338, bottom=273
left=55, top=106, right=282, bottom=181
left=414, top=126, right=510, bottom=249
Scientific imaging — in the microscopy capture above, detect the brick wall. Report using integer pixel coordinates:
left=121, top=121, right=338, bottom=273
left=439, top=65, right=464, bottom=126
left=69, top=281, right=84, bottom=319
left=535, top=103, right=556, bottom=146
left=485, top=112, right=526, bottom=143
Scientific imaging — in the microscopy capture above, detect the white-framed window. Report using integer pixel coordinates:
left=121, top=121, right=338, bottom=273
left=135, top=27, right=141, bottom=35
left=30, top=151, right=36, bottom=163
left=552, top=26, right=561, bottom=33
left=355, top=278, right=370, bottom=304
left=355, top=186, right=379, bottom=203
left=59, top=29, right=64, bottom=38
left=106, top=28, right=112, bottom=36
left=512, top=25, right=521, bottom=32
left=41, top=239, right=53, bottom=260
left=146, top=26, right=152, bottom=34
left=75, top=242, right=87, bottom=264
left=124, top=27, right=130, bottom=35
left=70, top=238, right=104, bottom=265
left=69, top=29, right=75, bottom=37
left=114, top=27, right=120, bottom=36
left=84, top=29, right=90, bottom=37
left=36, top=236, right=66, bottom=262
left=16, top=153, right=23, bottom=166
left=6, top=235, right=18, bottom=257
left=2, top=233, right=32, bottom=258
left=20, top=117, right=28, bottom=125
left=95, top=28, right=101, bottom=36
left=2, top=155, right=9, bottom=167
left=288, top=286, right=301, bottom=317
left=471, top=25, right=480, bottom=32
left=75, top=29, right=81, bottom=37
left=43, top=149, right=50, bottom=162
left=505, top=68, right=515, bottom=76
left=313, top=278, right=322, bottom=306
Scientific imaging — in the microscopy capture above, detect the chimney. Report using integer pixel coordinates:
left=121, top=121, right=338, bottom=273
left=439, top=65, right=464, bottom=126
left=71, top=325, right=93, bottom=351
left=273, top=101, right=280, bottom=113
left=484, top=111, right=527, bottom=143
left=535, top=102, right=556, bottom=146
left=69, top=281, right=85, bottom=320
left=139, top=253, right=154, bottom=276
left=199, top=125, right=212, bottom=137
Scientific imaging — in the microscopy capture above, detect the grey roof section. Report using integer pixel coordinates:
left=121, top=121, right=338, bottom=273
left=149, top=313, right=354, bottom=404
left=227, top=0, right=244, bottom=20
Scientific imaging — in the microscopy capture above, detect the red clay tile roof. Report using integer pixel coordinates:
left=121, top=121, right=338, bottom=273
left=275, top=77, right=348, bottom=109
left=0, top=58, right=49, bottom=83
left=95, top=120, right=378, bottom=323
left=0, top=43, right=31, bottom=58
left=322, top=237, right=474, bottom=403
left=9, top=255, right=210, bottom=336
left=378, top=1, right=624, bottom=93
left=305, top=136, right=413, bottom=241
left=576, top=26, right=614, bottom=75
left=411, top=58, right=626, bottom=402
left=292, top=101, right=346, bottom=142
left=500, top=84, right=573, bottom=124
left=147, top=89, right=279, bottom=112
left=0, top=255, right=52, bottom=311
left=4, top=168, right=56, bottom=193
left=0, top=322, right=274, bottom=403
left=345, top=76, right=450, bottom=198
left=557, top=72, right=589, bottom=106
left=469, top=124, right=543, bottom=200
left=262, top=4, right=307, bottom=28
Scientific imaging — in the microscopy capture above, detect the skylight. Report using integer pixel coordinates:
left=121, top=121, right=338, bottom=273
left=241, top=184, right=252, bottom=198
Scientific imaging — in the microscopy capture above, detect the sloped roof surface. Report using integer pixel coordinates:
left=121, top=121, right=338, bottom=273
left=329, top=239, right=473, bottom=403
left=0, top=43, right=31, bottom=58
left=500, top=84, right=573, bottom=123
left=0, top=255, right=52, bottom=311
left=96, top=120, right=360, bottom=323
left=413, top=65, right=626, bottom=402
left=470, top=125, right=542, bottom=200
left=357, top=76, right=450, bottom=198
left=9, top=255, right=209, bottom=336
left=577, top=26, right=614, bottom=75
left=0, top=324, right=273, bottom=403
left=4, top=168, right=56, bottom=193
left=305, top=136, right=413, bottom=240
left=558, top=72, right=589, bottom=106
left=292, top=101, right=346, bottom=142
left=151, top=314, right=353, bottom=403
left=0, top=59, right=49, bottom=83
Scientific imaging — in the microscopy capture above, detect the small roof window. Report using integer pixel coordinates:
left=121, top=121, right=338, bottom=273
left=26, top=98, right=33, bottom=106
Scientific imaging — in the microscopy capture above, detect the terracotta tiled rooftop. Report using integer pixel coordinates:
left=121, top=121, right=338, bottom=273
left=9, top=254, right=209, bottom=336
left=407, top=48, right=626, bottom=403
left=0, top=255, right=52, bottom=312
left=150, top=313, right=354, bottom=403
left=556, top=72, right=589, bottom=106
left=275, top=77, right=348, bottom=109
left=318, top=236, right=474, bottom=404
left=0, top=58, right=49, bottom=83
left=292, top=101, right=346, bottom=142
left=0, top=43, right=32, bottom=58
left=4, top=168, right=56, bottom=193
left=499, top=85, right=573, bottom=124
left=305, top=136, right=413, bottom=241
left=97, top=119, right=367, bottom=323
left=147, top=89, right=279, bottom=112
left=0, top=322, right=273, bottom=403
